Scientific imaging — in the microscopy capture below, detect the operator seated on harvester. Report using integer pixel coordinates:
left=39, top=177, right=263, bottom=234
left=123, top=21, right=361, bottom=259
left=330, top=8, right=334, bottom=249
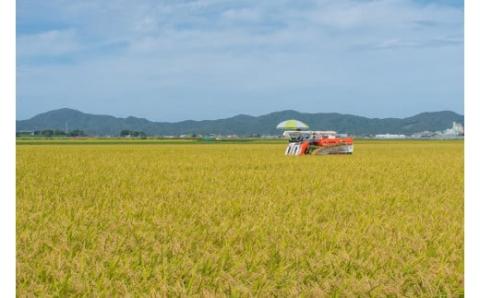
left=276, top=119, right=354, bottom=156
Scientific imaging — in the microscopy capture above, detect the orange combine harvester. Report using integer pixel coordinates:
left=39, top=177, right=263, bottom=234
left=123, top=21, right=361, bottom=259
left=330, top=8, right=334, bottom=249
left=283, top=130, right=354, bottom=156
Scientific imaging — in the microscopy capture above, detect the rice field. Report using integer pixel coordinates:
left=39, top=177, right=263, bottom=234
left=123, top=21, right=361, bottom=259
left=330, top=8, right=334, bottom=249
left=16, top=141, right=464, bottom=296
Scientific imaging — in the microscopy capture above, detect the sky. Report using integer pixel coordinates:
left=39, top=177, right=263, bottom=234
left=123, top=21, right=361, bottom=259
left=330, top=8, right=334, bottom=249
left=16, top=0, right=464, bottom=121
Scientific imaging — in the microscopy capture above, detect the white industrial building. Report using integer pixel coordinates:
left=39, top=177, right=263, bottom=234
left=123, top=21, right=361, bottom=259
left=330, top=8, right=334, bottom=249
left=375, top=134, right=406, bottom=139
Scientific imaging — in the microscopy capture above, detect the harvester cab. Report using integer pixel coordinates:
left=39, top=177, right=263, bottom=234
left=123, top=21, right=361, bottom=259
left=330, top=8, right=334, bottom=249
left=283, top=130, right=353, bottom=156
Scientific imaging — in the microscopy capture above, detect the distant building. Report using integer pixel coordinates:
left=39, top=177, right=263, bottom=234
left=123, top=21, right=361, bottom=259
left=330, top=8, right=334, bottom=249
left=16, top=130, right=35, bottom=136
left=411, top=131, right=436, bottom=139
left=375, top=134, right=406, bottom=139
left=410, top=121, right=464, bottom=139
left=442, top=121, right=464, bottom=136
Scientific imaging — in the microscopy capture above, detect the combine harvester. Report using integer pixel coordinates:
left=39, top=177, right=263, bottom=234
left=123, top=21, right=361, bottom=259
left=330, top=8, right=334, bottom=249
left=277, top=120, right=353, bottom=156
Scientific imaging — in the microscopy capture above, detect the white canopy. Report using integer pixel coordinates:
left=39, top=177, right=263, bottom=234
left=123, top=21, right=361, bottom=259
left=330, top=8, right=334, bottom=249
left=276, top=119, right=309, bottom=130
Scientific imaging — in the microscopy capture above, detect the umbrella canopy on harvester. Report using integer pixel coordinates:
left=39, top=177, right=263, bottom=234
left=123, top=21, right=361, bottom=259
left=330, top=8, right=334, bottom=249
left=276, top=119, right=309, bottom=130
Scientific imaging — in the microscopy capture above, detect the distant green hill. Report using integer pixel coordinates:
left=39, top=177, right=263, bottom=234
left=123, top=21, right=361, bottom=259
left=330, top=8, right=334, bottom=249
left=16, top=108, right=464, bottom=136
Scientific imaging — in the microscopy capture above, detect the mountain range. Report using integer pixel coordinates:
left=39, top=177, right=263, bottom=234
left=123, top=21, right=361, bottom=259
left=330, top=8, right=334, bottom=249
left=16, top=108, right=464, bottom=136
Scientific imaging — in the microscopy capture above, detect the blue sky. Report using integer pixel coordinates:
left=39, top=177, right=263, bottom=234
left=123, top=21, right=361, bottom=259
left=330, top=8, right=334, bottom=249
left=17, top=0, right=463, bottom=121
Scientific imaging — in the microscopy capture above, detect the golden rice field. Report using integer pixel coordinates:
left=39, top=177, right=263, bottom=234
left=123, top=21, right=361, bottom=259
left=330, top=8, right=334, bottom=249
left=16, top=141, right=464, bottom=296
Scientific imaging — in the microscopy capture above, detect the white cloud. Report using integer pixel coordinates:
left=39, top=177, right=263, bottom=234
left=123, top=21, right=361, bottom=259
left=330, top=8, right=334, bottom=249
left=17, top=29, right=80, bottom=57
left=17, top=0, right=464, bottom=57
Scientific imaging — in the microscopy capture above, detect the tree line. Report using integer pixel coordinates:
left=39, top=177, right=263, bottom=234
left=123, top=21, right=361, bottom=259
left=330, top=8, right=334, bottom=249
left=16, top=129, right=148, bottom=138
left=120, top=130, right=147, bottom=138
left=16, top=129, right=87, bottom=137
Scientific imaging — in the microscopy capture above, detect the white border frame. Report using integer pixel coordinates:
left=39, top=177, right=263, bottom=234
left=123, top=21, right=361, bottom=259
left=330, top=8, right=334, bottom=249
left=465, top=0, right=479, bottom=296
left=1, top=0, right=476, bottom=297
left=0, top=0, right=16, bottom=296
